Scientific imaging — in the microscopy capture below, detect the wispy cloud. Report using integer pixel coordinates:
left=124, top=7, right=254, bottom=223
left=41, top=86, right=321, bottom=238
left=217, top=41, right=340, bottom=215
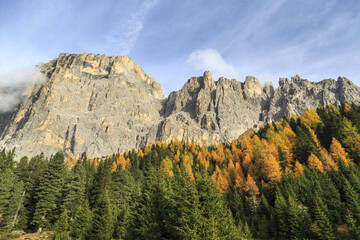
left=186, top=48, right=237, bottom=79
left=105, top=0, right=159, bottom=55
left=0, top=68, right=46, bottom=112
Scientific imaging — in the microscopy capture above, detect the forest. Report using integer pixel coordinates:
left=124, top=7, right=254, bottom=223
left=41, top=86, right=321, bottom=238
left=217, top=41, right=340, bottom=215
left=1, top=103, right=360, bottom=239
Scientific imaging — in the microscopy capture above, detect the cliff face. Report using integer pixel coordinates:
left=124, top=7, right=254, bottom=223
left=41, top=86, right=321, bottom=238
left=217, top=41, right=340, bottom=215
left=1, top=53, right=360, bottom=159
left=0, top=53, right=165, bottom=158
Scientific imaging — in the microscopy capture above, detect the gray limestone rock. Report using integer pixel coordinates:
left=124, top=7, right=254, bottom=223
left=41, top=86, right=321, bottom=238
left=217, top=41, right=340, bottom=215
left=1, top=53, right=360, bottom=159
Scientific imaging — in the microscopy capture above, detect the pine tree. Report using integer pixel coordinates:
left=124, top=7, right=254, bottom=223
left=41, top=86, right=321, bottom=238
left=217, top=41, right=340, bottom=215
left=69, top=201, right=92, bottom=240
left=342, top=178, right=360, bottom=221
left=112, top=169, right=135, bottom=239
left=89, top=190, right=115, bottom=240
left=32, top=152, right=66, bottom=231
left=61, top=163, right=86, bottom=217
left=195, top=172, right=239, bottom=239
left=0, top=168, right=13, bottom=227
left=287, top=194, right=303, bottom=239
left=311, top=197, right=335, bottom=240
left=345, top=209, right=360, bottom=239
left=129, top=168, right=175, bottom=239
left=52, top=210, right=71, bottom=240
left=274, top=188, right=288, bottom=238
left=171, top=167, right=203, bottom=239
left=7, top=181, right=24, bottom=228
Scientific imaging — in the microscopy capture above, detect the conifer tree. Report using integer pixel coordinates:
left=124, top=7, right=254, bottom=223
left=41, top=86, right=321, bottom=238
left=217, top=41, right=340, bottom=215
left=52, top=210, right=71, bottom=240
left=274, top=188, right=288, bottom=238
left=32, top=152, right=66, bottom=231
left=70, top=201, right=92, bottom=240
left=312, top=197, right=335, bottom=240
left=112, top=169, right=135, bottom=239
left=0, top=168, right=13, bottom=227
left=345, top=209, right=360, bottom=239
left=129, top=168, right=175, bottom=239
left=7, top=181, right=24, bottom=228
left=89, top=190, right=115, bottom=240
left=61, top=163, right=86, bottom=217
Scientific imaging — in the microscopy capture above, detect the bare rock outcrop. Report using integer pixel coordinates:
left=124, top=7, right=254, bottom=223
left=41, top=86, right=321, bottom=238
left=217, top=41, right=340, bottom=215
left=1, top=53, right=360, bottom=159
left=0, top=53, right=165, bottom=158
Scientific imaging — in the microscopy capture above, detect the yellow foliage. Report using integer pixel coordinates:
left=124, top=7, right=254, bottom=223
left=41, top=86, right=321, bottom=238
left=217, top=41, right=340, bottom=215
left=234, top=162, right=244, bottom=190
left=320, top=147, right=338, bottom=172
left=301, top=108, right=321, bottom=128
left=212, top=165, right=229, bottom=192
left=244, top=175, right=259, bottom=196
left=329, top=138, right=351, bottom=166
left=308, top=153, right=324, bottom=173
left=161, top=157, right=174, bottom=177
left=293, top=161, right=304, bottom=177
left=344, top=103, right=351, bottom=113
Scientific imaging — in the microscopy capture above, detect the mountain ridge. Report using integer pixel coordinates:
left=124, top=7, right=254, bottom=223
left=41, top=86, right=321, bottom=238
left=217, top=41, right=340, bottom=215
left=1, top=53, right=360, bottom=159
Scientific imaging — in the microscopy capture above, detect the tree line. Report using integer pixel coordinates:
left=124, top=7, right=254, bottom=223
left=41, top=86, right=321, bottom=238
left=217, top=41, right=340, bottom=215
left=0, top=103, right=360, bottom=239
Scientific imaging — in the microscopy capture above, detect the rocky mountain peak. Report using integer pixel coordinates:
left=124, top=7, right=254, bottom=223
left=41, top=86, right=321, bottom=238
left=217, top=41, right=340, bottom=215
left=244, top=76, right=263, bottom=98
left=42, top=53, right=165, bottom=99
left=1, top=54, right=360, bottom=159
left=202, top=70, right=215, bottom=89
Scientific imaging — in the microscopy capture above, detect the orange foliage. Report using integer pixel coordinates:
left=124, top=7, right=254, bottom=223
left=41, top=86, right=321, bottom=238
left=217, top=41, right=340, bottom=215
left=244, top=175, right=259, bottom=196
left=161, top=157, right=174, bottom=177
left=111, top=161, right=118, bottom=172
left=115, top=155, right=131, bottom=170
left=174, top=150, right=181, bottom=163
left=293, top=161, right=304, bottom=177
left=242, top=154, right=252, bottom=170
left=344, top=103, right=352, bottom=113
left=240, top=136, right=254, bottom=161
left=301, top=108, right=322, bottom=128
left=212, top=166, right=229, bottom=192
left=263, top=153, right=282, bottom=185
left=308, top=153, right=324, bottom=173
left=304, top=124, right=322, bottom=149
left=320, top=147, right=338, bottom=172
left=234, top=162, right=245, bottom=190
left=183, top=154, right=194, bottom=180
left=329, top=138, right=350, bottom=166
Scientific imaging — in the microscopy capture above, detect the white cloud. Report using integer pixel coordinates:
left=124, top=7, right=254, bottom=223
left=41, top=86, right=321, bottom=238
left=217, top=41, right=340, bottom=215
left=0, top=68, right=46, bottom=112
left=105, top=0, right=159, bottom=55
left=186, top=48, right=237, bottom=79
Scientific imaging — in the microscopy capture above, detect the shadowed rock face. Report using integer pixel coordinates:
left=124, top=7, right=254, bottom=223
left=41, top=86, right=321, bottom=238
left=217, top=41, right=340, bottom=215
left=1, top=53, right=360, bottom=159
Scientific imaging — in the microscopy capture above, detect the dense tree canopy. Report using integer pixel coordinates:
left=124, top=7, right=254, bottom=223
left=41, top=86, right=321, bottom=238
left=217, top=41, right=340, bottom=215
left=1, top=103, right=360, bottom=239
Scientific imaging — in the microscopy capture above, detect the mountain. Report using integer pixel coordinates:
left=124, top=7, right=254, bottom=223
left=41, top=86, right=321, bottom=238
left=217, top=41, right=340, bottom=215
left=1, top=53, right=360, bottom=159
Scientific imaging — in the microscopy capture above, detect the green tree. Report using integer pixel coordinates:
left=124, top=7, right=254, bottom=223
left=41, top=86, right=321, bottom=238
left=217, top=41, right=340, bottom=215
left=7, top=181, right=24, bottom=228
left=311, top=197, right=335, bottom=240
left=69, top=200, right=92, bottom=240
left=32, top=152, right=66, bottom=231
left=0, top=169, right=13, bottom=228
left=195, top=172, right=239, bottom=239
left=112, top=169, right=135, bottom=239
left=89, top=190, right=115, bottom=240
left=129, top=168, right=175, bottom=239
left=274, top=188, right=288, bottom=238
left=52, top=210, right=71, bottom=240
left=61, top=163, right=86, bottom=217
left=345, top=209, right=360, bottom=239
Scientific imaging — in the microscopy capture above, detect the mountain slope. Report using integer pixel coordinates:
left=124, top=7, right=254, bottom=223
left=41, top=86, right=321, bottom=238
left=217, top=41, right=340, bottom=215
left=1, top=53, right=360, bottom=158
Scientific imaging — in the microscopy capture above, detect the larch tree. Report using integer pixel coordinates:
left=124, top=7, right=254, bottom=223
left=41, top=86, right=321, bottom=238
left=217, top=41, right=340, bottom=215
left=308, top=153, right=324, bottom=173
left=329, top=138, right=351, bottom=166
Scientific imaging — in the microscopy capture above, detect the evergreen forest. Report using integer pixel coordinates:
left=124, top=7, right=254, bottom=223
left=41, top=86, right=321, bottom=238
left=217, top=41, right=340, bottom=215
left=1, top=103, right=360, bottom=239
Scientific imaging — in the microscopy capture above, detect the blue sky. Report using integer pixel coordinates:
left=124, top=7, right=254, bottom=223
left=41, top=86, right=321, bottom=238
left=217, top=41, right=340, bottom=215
left=0, top=0, right=360, bottom=95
